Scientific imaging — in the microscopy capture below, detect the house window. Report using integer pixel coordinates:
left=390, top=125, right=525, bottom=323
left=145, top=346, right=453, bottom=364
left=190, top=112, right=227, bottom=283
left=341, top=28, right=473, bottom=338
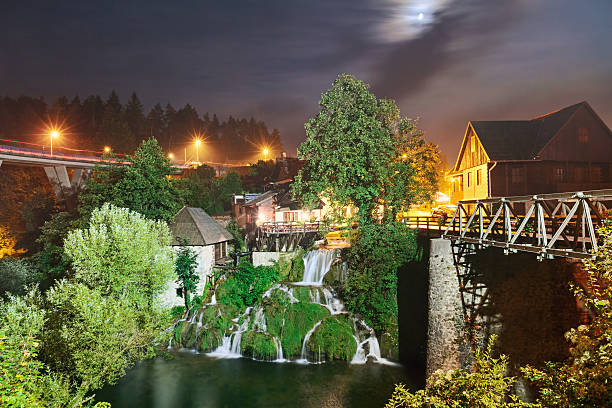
left=284, top=211, right=298, bottom=222
left=578, top=127, right=589, bottom=143
left=554, top=167, right=565, bottom=182
left=467, top=172, right=472, bottom=187
left=458, top=175, right=463, bottom=191
left=215, top=242, right=227, bottom=260
left=511, top=167, right=523, bottom=184
left=476, top=169, right=482, bottom=185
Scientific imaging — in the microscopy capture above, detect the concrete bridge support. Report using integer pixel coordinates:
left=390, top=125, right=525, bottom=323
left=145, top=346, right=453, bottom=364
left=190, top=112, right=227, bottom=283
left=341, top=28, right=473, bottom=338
left=43, top=166, right=85, bottom=206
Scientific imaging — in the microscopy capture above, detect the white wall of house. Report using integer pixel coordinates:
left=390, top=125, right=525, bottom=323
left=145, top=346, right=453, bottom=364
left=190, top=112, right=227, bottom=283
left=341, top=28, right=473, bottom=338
left=159, top=245, right=215, bottom=308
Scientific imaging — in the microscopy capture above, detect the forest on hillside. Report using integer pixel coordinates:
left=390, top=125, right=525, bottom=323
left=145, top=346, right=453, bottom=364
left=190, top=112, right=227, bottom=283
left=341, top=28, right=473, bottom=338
left=0, top=92, right=284, bottom=162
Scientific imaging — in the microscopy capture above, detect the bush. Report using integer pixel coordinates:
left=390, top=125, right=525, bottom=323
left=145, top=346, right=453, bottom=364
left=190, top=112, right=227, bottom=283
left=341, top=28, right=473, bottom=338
left=0, top=258, right=43, bottom=298
left=386, top=336, right=536, bottom=408
left=307, top=314, right=356, bottom=361
left=217, top=260, right=279, bottom=311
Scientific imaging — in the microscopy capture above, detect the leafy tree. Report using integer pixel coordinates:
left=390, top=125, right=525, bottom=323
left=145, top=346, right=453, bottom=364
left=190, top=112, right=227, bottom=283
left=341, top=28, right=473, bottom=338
left=0, top=258, right=43, bottom=298
left=80, top=138, right=182, bottom=222
left=522, top=215, right=612, bottom=407
left=0, top=226, right=24, bottom=258
left=175, top=241, right=199, bottom=309
left=386, top=335, right=537, bottom=408
left=344, top=222, right=416, bottom=334
left=292, top=74, right=439, bottom=224
left=179, top=166, right=243, bottom=215
left=64, top=203, right=175, bottom=309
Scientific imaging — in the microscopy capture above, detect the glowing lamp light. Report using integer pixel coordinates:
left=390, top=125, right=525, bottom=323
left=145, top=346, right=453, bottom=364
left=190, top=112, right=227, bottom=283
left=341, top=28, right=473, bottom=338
left=263, top=148, right=269, bottom=161
left=49, top=129, right=60, bottom=156
left=104, top=146, right=111, bottom=153
left=168, top=153, right=174, bottom=159
left=402, top=154, right=408, bottom=159
left=418, top=12, right=424, bottom=20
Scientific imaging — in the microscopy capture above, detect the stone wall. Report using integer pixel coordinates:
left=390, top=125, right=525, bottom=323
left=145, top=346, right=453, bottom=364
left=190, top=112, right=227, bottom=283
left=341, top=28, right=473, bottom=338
left=252, top=251, right=299, bottom=267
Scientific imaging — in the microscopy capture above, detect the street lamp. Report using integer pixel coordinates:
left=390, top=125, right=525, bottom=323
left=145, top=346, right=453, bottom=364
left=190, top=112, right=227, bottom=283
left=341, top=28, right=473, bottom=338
left=263, top=148, right=269, bottom=161
left=49, top=130, right=59, bottom=156
left=104, top=146, right=111, bottom=153
left=195, top=139, right=201, bottom=163
left=168, top=153, right=174, bottom=160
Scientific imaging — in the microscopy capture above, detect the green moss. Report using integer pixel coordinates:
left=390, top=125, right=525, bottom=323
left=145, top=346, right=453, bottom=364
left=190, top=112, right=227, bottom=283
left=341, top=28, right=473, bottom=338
left=240, top=331, right=278, bottom=360
left=173, top=320, right=185, bottom=344
left=307, top=315, right=356, bottom=361
left=196, top=329, right=221, bottom=352
left=280, top=302, right=330, bottom=358
left=293, top=286, right=311, bottom=303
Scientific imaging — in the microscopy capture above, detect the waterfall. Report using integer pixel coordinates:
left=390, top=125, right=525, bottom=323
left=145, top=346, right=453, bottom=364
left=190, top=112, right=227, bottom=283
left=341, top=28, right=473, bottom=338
left=295, top=250, right=337, bottom=285
left=273, top=336, right=284, bottom=362
left=209, top=293, right=216, bottom=305
left=208, top=310, right=251, bottom=359
left=297, top=320, right=324, bottom=363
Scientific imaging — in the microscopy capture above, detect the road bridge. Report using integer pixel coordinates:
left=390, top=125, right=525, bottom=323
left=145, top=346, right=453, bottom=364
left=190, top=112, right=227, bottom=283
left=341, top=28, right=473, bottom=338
left=0, top=144, right=189, bottom=203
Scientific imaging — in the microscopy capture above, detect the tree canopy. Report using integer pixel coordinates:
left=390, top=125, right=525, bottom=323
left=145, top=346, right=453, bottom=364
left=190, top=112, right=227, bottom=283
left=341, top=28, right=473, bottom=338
left=292, top=74, right=440, bottom=224
left=79, top=138, right=182, bottom=222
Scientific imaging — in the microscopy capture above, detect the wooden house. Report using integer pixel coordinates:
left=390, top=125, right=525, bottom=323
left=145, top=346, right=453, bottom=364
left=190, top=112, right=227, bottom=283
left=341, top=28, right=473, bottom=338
left=450, top=102, right=612, bottom=208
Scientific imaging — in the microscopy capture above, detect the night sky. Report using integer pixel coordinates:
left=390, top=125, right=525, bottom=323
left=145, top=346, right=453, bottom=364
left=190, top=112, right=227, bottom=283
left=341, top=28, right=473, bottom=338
left=2, top=0, right=611, bottom=159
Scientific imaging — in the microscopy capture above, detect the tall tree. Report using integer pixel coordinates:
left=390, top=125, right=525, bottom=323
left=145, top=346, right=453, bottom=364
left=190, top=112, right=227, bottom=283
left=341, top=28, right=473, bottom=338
left=80, top=138, right=182, bottom=221
left=292, top=74, right=439, bottom=224
left=125, top=92, right=146, bottom=145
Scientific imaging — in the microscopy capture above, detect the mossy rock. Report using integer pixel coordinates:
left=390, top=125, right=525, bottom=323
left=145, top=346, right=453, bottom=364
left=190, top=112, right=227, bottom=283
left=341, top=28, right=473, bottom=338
left=379, top=331, right=399, bottom=361
left=293, top=286, right=312, bottom=303
left=196, top=329, right=222, bottom=352
left=173, top=320, right=185, bottom=344
left=278, top=250, right=305, bottom=282
left=180, top=321, right=199, bottom=348
left=275, top=302, right=330, bottom=359
left=240, top=331, right=278, bottom=361
left=307, top=315, right=356, bottom=361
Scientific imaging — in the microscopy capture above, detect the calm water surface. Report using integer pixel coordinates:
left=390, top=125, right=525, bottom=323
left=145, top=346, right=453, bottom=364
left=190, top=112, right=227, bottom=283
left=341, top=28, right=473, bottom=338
left=97, top=351, right=419, bottom=408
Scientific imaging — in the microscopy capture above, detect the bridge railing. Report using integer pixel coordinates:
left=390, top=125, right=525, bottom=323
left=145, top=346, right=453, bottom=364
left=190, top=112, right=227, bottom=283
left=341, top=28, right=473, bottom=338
left=259, top=221, right=321, bottom=235
left=441, top=189, right=612, bottom=259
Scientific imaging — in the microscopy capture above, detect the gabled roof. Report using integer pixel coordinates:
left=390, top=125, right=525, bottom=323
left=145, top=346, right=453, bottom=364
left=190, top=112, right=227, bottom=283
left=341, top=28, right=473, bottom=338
left=170, top=207, right=233, bottom=246
left=245, top=190, right=277, bottom=206
left=465, top=101, right=593, bottom=163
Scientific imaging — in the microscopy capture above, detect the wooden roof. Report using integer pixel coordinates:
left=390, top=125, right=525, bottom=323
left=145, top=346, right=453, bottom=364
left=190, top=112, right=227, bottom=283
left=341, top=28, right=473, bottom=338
left=454, top=102, right=609, bottom=170
left=169, top=207, right=233, bottom=246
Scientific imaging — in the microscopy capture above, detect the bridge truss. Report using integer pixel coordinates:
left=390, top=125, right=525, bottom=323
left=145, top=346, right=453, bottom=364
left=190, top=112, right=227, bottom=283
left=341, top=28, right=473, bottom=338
left=442, top=189, right=612, bottom=260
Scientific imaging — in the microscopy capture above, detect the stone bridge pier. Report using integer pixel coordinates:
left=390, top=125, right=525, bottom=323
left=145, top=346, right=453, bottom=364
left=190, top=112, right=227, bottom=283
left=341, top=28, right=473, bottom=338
left=423, top=238, right=585, bottom=379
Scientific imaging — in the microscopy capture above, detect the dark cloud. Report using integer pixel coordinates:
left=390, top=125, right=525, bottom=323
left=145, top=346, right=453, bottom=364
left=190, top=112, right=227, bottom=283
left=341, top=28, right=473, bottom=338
left=0, top=0, right=611, bottom=157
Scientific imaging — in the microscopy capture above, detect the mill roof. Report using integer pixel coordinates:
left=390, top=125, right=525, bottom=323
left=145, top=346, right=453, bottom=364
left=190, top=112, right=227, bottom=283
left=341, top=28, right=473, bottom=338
left=169, top=207, right=233, bottom=246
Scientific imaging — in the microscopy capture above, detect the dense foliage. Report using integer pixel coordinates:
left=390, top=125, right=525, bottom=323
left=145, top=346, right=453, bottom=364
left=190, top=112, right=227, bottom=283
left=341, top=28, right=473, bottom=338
left=179, top=164, right=243, bottom=214
left=0, top=93, right=283, bottom=159
left=0, top=258, right=42, bottom=298
left=64, top=203, right=175, bottom=308
left=174, top=241, right=199, bottom=309
left=344, top=222, right=417, bottom=334
left=216, top=260, right=280, bottom=312
left=386, top=336, right=536, bottom=408
left=292, top=74, right=439, bottom=224
left=80, top=139, right=182, bottom=221
left=522, top=217, right=612, bottom=407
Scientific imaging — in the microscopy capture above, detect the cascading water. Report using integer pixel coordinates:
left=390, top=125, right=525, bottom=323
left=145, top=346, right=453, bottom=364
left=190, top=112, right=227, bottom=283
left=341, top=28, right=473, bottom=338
left=172, top=249, right=391, bottom=365
left=295, top=249, right=337, bottom=285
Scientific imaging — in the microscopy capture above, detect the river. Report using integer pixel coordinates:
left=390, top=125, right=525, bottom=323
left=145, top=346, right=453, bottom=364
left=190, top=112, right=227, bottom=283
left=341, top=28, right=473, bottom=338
left=97, top=351, right=419, bottom=408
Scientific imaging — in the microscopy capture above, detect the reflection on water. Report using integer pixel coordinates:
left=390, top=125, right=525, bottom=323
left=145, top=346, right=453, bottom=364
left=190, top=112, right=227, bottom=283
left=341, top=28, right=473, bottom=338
left=97, top=351, right=419, bottom=408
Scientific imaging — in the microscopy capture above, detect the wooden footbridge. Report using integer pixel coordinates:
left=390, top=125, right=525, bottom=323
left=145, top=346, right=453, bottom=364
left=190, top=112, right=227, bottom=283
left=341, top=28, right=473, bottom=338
left=254, top=222, right=322, bottom=251
left=404, top=189, right=612, bottom=260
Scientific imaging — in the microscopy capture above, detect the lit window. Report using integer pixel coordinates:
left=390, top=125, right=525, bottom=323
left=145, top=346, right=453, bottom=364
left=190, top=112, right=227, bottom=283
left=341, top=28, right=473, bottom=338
left=554, top=167, right=565, bottom=182
left=476, top=169, right=482, bottom=185
left=467, top=172, right=472, bottom=187
left=578, top=128, right=589, bottom=143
